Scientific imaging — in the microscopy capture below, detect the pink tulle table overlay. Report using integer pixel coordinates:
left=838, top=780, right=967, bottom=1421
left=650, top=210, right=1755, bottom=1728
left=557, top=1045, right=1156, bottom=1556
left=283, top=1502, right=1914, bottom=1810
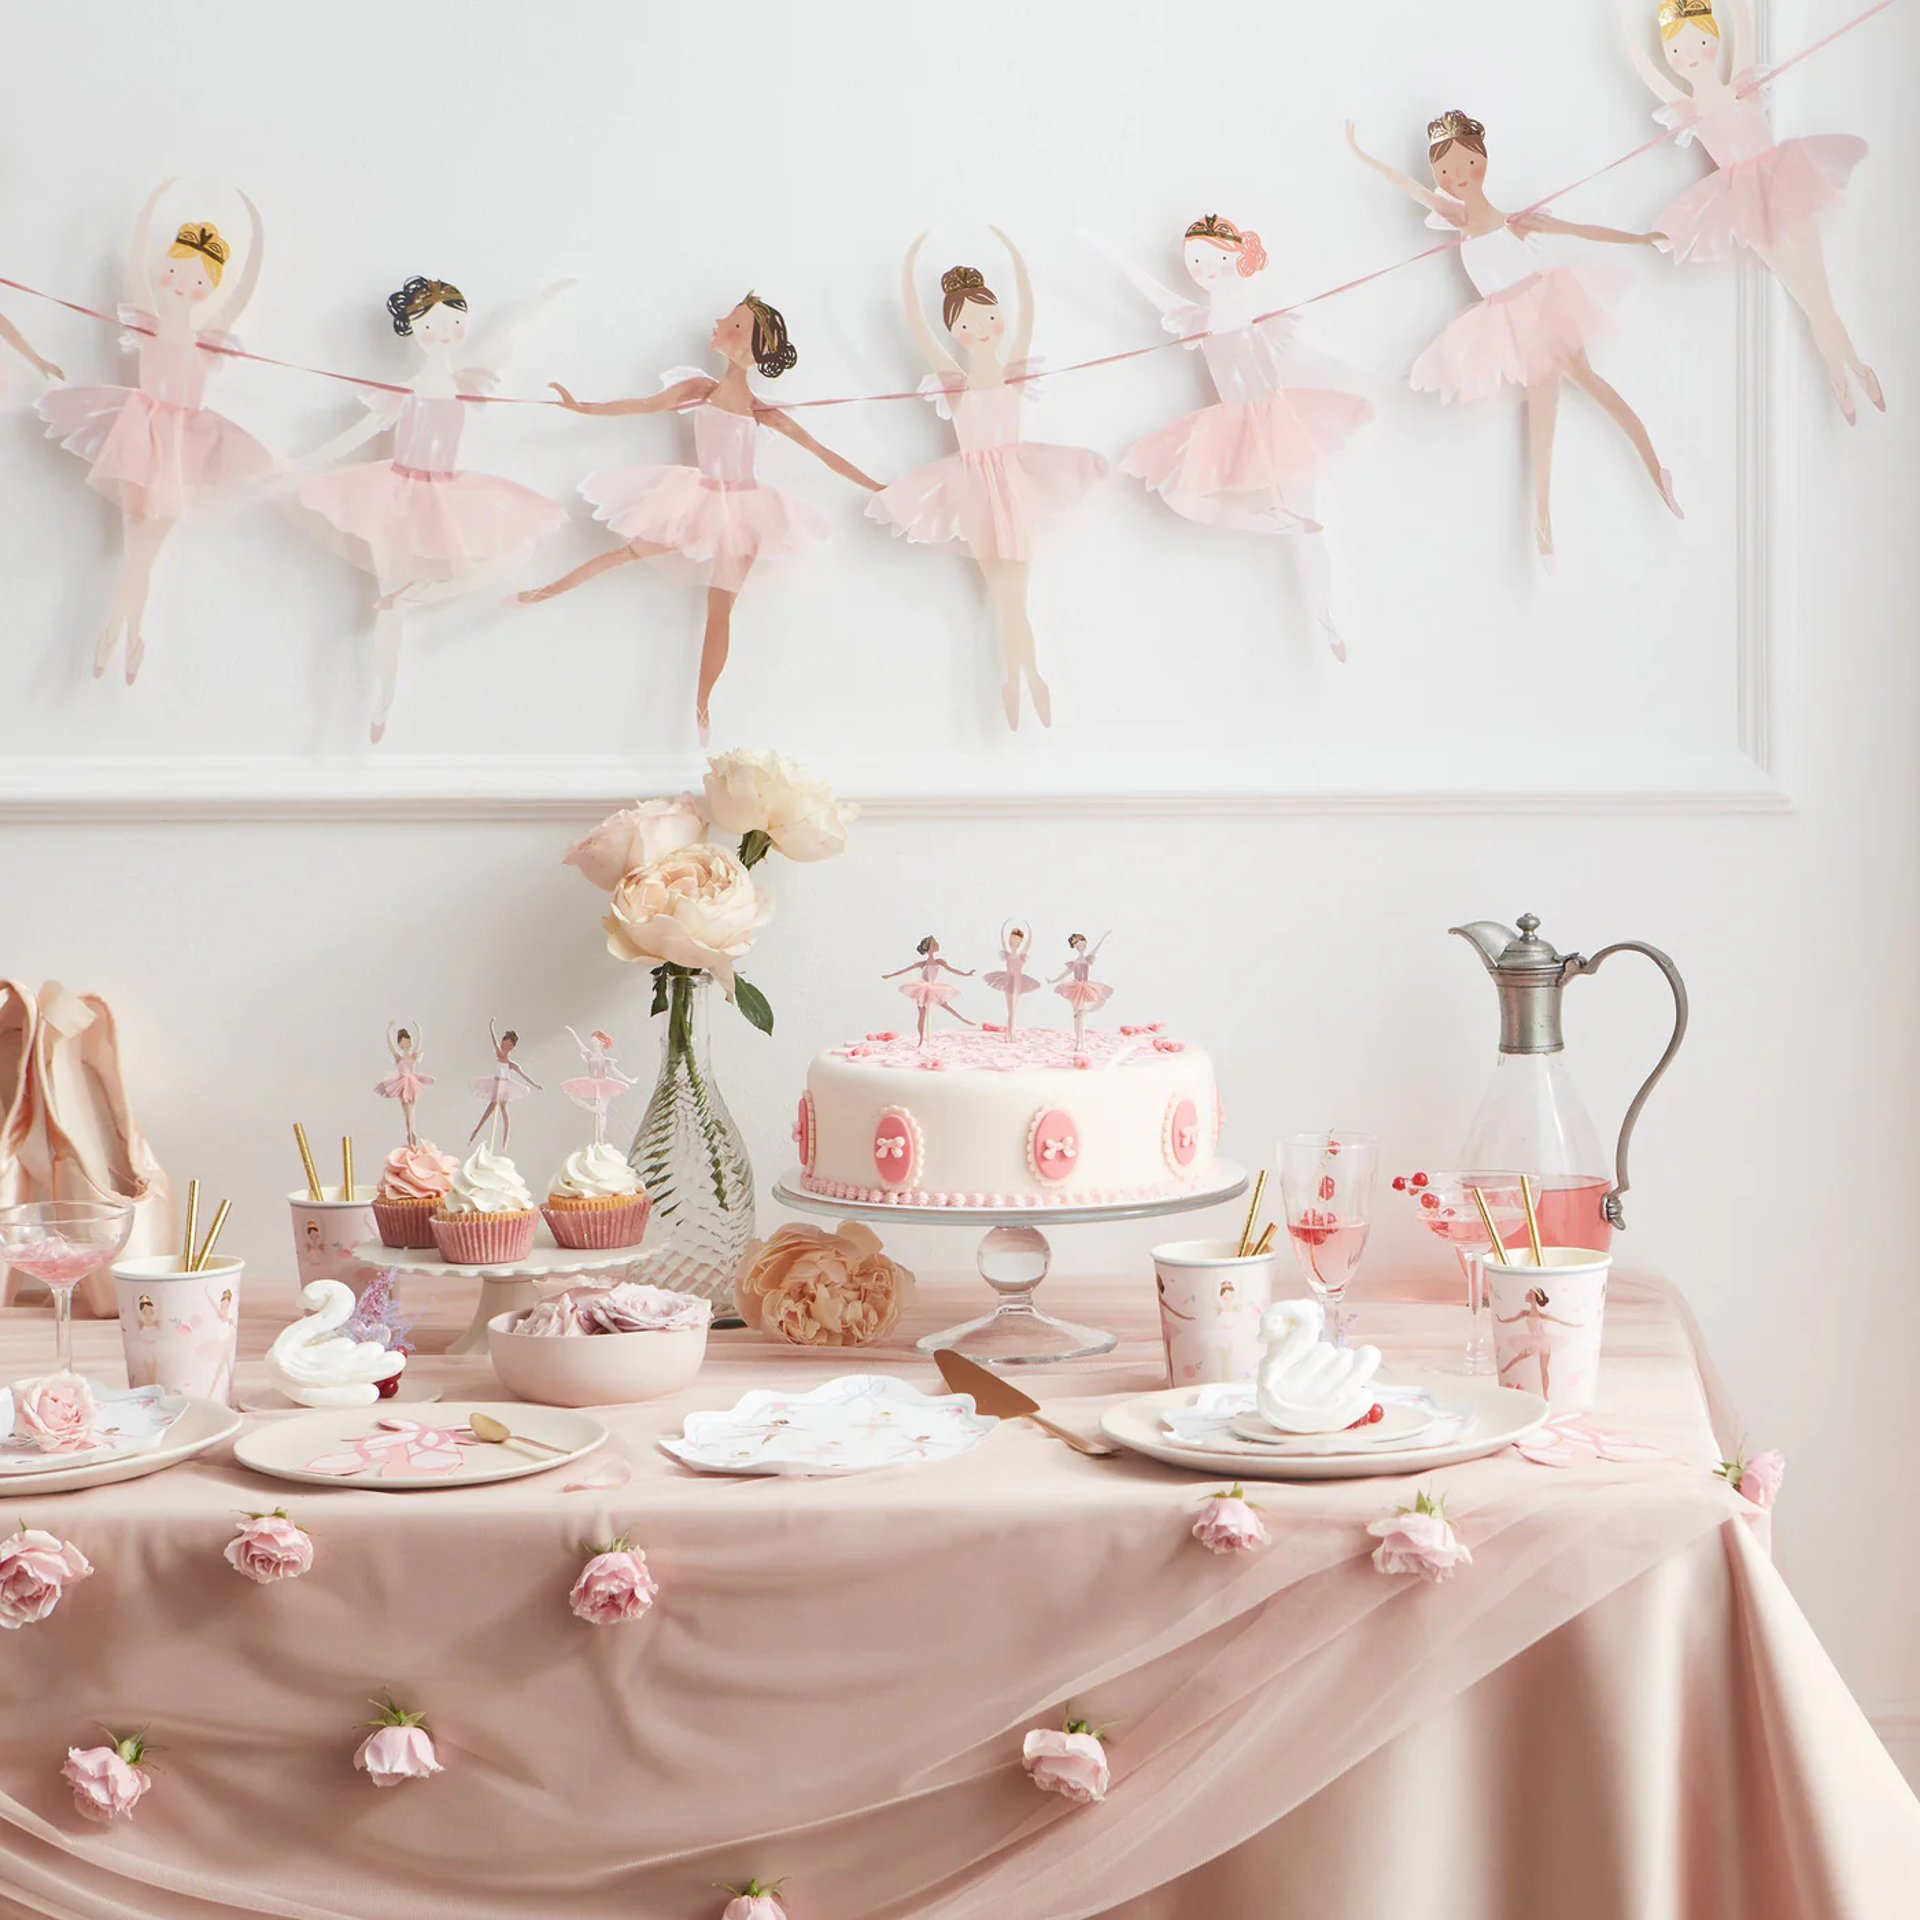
left=0, top=1269, right=1913, bottom=1919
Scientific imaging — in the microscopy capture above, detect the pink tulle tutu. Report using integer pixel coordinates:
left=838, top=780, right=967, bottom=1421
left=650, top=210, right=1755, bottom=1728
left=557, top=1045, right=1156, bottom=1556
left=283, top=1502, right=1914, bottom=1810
left=901, top=979, right=959, bottom=1008
left=984, top=968, right=1040, bottom=996
left=297, top=462, right=561, bottom=581
left=1055, top=979, right=1114, bottom=1014
left=1655, top=136, right=1867, bottom=263
left=39, top=387, right=271, bottom=520
left=1121, top=389, right=1373, bottom=522
left=869, top=441, right=1107, bottom=562
left=1411, top=269, right=1612, bottom=404
left=581, top=464, right=827, bottom=567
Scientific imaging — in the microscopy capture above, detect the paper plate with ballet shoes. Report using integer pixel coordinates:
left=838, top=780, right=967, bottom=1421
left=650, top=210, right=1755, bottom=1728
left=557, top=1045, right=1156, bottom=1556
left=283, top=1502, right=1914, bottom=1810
left=234, top=1404, right=609, bottom=1491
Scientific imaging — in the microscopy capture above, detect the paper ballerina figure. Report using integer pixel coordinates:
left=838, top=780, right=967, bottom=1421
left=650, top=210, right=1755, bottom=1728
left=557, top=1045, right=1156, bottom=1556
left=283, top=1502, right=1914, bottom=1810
left=1050, top=931, right=1113, bottom=1054
left=984, top=920, right=1042, bottom=1036
left=0, top=306, right=62, bottom=389
left=373, top=1022, right=434, bottom=1148
left=290, top=276, right=566, bottom=743
left=524, top=293, right=883, bottom=744
left=1623, top=0, right=1879, bottom=422
left=884, top=935, right=978, bottom=1048
left=1096, top=215, right=1375, bottom=660
left=467, top=1020, right=541, bottom=1149
left=560, top=1025, right=637, bottom=1146
left=39, top=181, right=271, bottom=684
left=868, top=233, right=1109, bottom=731
left=1349, top=113, right=1682, bottom=559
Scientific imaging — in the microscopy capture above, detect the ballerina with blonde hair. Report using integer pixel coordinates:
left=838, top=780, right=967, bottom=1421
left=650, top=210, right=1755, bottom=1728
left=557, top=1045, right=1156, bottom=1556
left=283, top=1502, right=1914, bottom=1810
left=1623, top=0, right=1878, bottom=421
left=40, top=181, right=271, bottom=683
left=1349, top=113, right=1681, bottom=559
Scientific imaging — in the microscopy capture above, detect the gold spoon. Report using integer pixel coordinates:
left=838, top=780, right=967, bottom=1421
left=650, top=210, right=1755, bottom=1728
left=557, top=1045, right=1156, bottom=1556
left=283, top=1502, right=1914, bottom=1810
left=464, top=1411, right=570, bottom=1457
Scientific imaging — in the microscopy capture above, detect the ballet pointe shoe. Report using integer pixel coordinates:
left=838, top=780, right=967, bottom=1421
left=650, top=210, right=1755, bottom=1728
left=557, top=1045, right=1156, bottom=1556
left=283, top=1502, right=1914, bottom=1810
left=32, top=983, right=175, bottom=1316
left=123, top=629, right=147, bottom=686
left=1858, top=364, right=1886, bottom=414
left=0, top=983, right=44, bottom=1307
left=695, top=708, right=712, bottom=748
left=1534, top=511, right=1555, bottom=562
left=1322, top=618, right=1348, bottom=665
left=1000, top=675, right=1022, bottom=732
left=1657, top=469, right=1685, bottom=522
left=1027, top=671, right=1052, bottom=729
left=92, top=624, right=121, bottom=680
left=1829, top=361, right=1858, bottom=426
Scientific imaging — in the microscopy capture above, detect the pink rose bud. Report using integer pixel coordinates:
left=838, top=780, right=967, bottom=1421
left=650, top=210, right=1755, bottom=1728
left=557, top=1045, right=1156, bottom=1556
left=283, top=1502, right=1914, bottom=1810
left=63, top=1735, right=152, bottom=1822
left=720, top=1881, right=788, bottom=1920
left=1367, top=1490, right=1472, bottom=1584
left=569, top=1541, right=659, bottom=1626
left=11, top=1371, right=101, bottom=1453
left=1193, top=1487, right=1269, bottom=1555
left=0, top=1526, right=93, bottom=1629
left=1728, top=1448, right=1785, bottom=1510
left=224, top=1512, right=314, bottom=1585
left=1022, top=1720, right=1110, bottom=1805
left=354, top=1702, right=442, bottom=1788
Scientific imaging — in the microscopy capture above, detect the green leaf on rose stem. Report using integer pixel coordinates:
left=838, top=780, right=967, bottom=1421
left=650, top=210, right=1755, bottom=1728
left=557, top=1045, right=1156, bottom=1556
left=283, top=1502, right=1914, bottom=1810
left=733, top=976, right=774, bottom=1036
left=738, top=828, right=773, bottom=869
left=649, top=966, right=670, bottom=1018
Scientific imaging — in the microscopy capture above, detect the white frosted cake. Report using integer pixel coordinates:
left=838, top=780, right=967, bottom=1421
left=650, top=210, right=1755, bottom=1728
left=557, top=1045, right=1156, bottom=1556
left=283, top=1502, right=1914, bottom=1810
left=794, top=1026, right=1222, bottom=1208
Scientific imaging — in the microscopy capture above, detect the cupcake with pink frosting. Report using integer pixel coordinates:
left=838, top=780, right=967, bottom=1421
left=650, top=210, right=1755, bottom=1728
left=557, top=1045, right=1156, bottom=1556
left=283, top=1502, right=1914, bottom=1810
left=372, top=1141, right=460, bottom=1249
left=430, top=1145, right=539, bottom=1264
left=542, top=1143, right=652, bottom=1251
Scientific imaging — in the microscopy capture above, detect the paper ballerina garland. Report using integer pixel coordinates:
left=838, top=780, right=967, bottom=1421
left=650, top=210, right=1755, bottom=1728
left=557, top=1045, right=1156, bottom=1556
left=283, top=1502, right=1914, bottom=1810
left=1349, top=112, right=1682, bottom=559
left=524, top=294, right=883, bottom=744
left=1624, top=0, right=1879, bottom=422
left=869, top=231, right=1108, bottom=731
left=39, top=181, right=271, bottom=685
left=1096, top=215, right=1374, bottom=660
left=289, top=276, right=566, bottom=743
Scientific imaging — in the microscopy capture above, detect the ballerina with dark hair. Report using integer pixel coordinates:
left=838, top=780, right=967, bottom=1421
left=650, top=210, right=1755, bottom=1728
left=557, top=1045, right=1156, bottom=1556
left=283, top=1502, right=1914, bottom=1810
left=288, top=274, right=567, bottom=742
left=883, top=935, right=978, bottom=1048
left=526, top=292, right=884, bottom=743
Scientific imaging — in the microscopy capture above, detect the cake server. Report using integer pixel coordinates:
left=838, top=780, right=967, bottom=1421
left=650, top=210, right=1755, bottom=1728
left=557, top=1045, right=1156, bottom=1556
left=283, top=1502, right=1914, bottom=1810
left=933, top=1350, right=1120, bottom=1457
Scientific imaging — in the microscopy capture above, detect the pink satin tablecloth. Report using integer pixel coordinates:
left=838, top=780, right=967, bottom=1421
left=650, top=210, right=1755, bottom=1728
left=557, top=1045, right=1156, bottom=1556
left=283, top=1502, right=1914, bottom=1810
left=1, top=1268, right=1915, bottom=1920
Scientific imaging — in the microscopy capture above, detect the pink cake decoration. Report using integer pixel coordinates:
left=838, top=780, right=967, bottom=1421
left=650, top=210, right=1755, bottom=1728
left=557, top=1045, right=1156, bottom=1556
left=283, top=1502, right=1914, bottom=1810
left=794, top=1091, right=818, bottom=1175
left=1027, top=1107, right=1082, bottom=1185
left=1164, top=1095, right=1201, bottom=1172
left=872, top=1107, right=923, bottom=1189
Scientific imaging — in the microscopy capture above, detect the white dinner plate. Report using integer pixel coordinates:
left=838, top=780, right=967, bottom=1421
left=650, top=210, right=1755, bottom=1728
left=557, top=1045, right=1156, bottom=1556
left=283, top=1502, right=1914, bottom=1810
left=1102, top=1376, right=1548, bottom=1480
left=0, top=1396, right=241, bottom=1494
left=234, top=1402, right=607, bottom=1491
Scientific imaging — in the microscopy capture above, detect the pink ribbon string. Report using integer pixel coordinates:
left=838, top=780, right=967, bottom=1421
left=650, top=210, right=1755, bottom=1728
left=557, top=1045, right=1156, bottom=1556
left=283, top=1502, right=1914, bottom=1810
left=0, top=0, right=1896, bottom=413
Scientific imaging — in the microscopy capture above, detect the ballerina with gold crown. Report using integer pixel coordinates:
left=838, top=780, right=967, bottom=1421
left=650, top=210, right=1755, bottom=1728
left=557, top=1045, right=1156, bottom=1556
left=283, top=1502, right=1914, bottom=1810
left=1622, top=0, right=1879, bottom=422
left=1349, top=111, right=1681, bottom=560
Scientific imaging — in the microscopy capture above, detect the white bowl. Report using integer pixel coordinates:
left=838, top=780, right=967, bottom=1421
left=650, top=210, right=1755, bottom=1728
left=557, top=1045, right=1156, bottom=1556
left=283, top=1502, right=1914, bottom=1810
left=486, top=1311, right=708, bottom=1407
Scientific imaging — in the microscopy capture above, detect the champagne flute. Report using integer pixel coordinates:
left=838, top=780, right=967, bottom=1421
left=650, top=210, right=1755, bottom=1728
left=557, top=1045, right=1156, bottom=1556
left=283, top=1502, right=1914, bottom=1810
left=0, top=1200, right=136, bottom=1380
left=1279, top=1131, right=1377, bottom=1344
left=1394, top=1170, right=1527, bottom=1374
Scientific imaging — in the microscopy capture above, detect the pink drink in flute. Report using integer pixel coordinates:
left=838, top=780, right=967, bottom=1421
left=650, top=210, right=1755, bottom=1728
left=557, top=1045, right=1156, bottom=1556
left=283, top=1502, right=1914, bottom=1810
left=1278, top=1130, right=1377, bottom=1342
left=0, top=1200, right=136, bottom=1380
left=1395, top=1170, right=1527, bottom=1374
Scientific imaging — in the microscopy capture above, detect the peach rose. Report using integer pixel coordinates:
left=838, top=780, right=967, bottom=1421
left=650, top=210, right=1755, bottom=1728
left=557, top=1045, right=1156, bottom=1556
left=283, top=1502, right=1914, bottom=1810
left=564, top=795, right=707, bottom=891
left=224, top=1512, right=314, bottom=1585
left=703, top=750, right=854, bottom=863
left=0, top=1526, right=93, bottom=1628
left=734, top=1222, right=912, bottom=1349
left=11, top=1371, right=100, bottom=1453
left=603, top=844, right=772, bottom=993
left=568, top=1538, right=659, bottom=1626
left=64, top=1735, right=152, bottom=1822
left=1022, top=1721, right=1110, bottom=1805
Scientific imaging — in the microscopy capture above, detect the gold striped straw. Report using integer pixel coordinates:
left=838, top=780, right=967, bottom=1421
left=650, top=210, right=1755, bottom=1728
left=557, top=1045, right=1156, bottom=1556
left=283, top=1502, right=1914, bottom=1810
left=1467, top=1185, right=1510, bottom=1265
left=1519, top=1175, right=1546, bottom=1267
left=191, top=1198, right=232, bottom=1273
left=1251, top=1221, right=1276, bottom=1259
left=1236, top=1168, right=1267, bottom=1259
left=179, top=1179, right=200, bottom=1275
left=293, top=1123, right=323, bottom=1202
left=341, top=1136, right=355, bottom=1205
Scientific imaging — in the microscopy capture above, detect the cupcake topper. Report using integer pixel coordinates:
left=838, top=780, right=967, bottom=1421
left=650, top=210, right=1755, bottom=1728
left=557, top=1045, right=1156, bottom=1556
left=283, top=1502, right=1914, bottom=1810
left=559, top=1025, right=637, bottom=1146
left=373, top=1022, right=435, bottom=1149
left=882, top=934, right=979, bottom=1049
left=466, top=1019, right=541, bottom=1152
left=1049, top=931, right=1113, bottom=1056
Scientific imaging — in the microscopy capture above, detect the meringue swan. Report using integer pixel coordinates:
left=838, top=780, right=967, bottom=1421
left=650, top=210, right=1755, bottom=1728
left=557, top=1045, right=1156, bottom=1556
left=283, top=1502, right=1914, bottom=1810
left=1255, top=1299, right=1382, bottom=1433
left=267, top=1280, right=404, bottom=1408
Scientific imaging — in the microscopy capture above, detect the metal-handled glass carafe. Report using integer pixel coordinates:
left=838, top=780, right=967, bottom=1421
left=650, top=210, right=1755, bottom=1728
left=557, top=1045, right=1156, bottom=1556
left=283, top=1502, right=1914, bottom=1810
left=1450, top=913, right=1688, bottom=1247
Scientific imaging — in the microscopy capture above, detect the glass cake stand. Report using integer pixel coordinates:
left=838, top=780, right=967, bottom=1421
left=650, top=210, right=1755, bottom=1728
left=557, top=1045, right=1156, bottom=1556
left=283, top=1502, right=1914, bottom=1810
left=771, top=1163, right=1249, bottom=1365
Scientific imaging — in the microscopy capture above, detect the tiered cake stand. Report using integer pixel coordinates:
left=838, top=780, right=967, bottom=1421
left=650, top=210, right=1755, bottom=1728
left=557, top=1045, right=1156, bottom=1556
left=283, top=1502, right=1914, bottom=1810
left=771, top=1162, right=1249, bottom=1365
left=352, top=1241, right=648, bottom=1355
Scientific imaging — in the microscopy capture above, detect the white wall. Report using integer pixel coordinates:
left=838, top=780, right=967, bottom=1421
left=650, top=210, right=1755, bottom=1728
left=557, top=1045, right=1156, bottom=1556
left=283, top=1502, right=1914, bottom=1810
left=1, top=2, right=1915, bottom=1771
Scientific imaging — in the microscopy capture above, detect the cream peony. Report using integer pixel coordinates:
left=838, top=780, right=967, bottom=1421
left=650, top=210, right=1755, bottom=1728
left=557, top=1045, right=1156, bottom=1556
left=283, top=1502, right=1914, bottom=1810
left=603, top=844, right=772, bottom=993
left=564, top=795, right=708, bottom=891
left=734, top=1221, right=911, bottom=1348
left=703, top=750, right=854, bottom=863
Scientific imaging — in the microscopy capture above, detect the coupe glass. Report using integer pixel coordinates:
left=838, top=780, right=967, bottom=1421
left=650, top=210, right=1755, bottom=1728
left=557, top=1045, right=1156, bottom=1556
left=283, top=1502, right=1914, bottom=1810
left=1278, top=1131, right=1377, bottom=1343
left=0, top=1200, right=136, bottom=1379
left=1395, top=1170, right=1528, bottom=1374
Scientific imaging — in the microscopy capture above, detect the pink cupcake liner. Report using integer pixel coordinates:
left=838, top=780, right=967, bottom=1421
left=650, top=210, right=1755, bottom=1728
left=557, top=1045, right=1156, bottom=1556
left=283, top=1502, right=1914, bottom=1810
left=541, top=1196, right=652, bottom=1251
left=373, top=1197, right=440, bottom=1250
left=431, top=1210, right=538, bottom=1265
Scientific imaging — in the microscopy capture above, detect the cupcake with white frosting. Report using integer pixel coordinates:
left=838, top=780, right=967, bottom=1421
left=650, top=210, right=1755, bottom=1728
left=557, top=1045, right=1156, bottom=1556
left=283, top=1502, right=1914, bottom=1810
left=542, top=1142, right=652, bottom=1251
left=430, top=1144, right=540, bottom=1263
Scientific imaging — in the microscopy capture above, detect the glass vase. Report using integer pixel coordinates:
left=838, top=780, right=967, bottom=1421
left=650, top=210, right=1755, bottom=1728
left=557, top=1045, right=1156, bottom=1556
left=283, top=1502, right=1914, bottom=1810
left=627, top=971, right=754, bottom=1314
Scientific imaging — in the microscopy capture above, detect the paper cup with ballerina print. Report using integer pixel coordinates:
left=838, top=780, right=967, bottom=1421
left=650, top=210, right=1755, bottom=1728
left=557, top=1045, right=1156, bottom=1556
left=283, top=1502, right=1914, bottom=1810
left=1485, top=1247, right=1610, bottom=1414
left=289, top=1188, right=380, bottom=1292
left=112, top=1253, right=245, bottom=1406
left=1151, top=1240, right=1275, bottom=1387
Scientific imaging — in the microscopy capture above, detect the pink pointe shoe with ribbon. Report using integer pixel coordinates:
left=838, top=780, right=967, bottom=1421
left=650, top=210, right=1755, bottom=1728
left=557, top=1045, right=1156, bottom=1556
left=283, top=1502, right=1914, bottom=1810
left=27, top=984, right=175, bottom=1317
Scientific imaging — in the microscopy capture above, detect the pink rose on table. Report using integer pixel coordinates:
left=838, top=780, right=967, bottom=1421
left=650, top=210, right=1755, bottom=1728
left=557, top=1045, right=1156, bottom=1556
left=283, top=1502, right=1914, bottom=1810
left=0, top=1526, right=93, bottom=1628
left=719, top=1880, right=788, bottom=1920
left=1720, top=1447, right=1785, bottom=1509
left=603, top=844, right=772, bottom=994
left=564, top=795, right=707, bottom=891
left=568, top=1538, right=658, bottom=1626
left=1022, top=1719, right=1110, bottom=1805
left=1368, top=1489, right=1471, bottom=1584
left=1193, top=1486, right=1268, bottom=1555
left=63, top=1734, right=152, bottom=1822
left=354, top=1700, right=441, bottom=1787
left=224, top=1511, right=314, bottom=1585
left=11, top=1371, right=100, bottom=1453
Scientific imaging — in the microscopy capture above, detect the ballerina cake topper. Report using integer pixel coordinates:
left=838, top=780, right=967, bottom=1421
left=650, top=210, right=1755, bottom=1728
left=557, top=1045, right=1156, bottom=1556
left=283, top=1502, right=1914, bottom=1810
left=884, top=935, right=978, bottom=1048
left=560, top=1025, right=637, bottom=1146
left=984, top=919, right=1042, bottom=1037
left=374, top=1021, right=434, bottom=1149
left=1050, top=931, right=1113, bottom=1055
left=467, top=1019, right=541, bottom=1150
